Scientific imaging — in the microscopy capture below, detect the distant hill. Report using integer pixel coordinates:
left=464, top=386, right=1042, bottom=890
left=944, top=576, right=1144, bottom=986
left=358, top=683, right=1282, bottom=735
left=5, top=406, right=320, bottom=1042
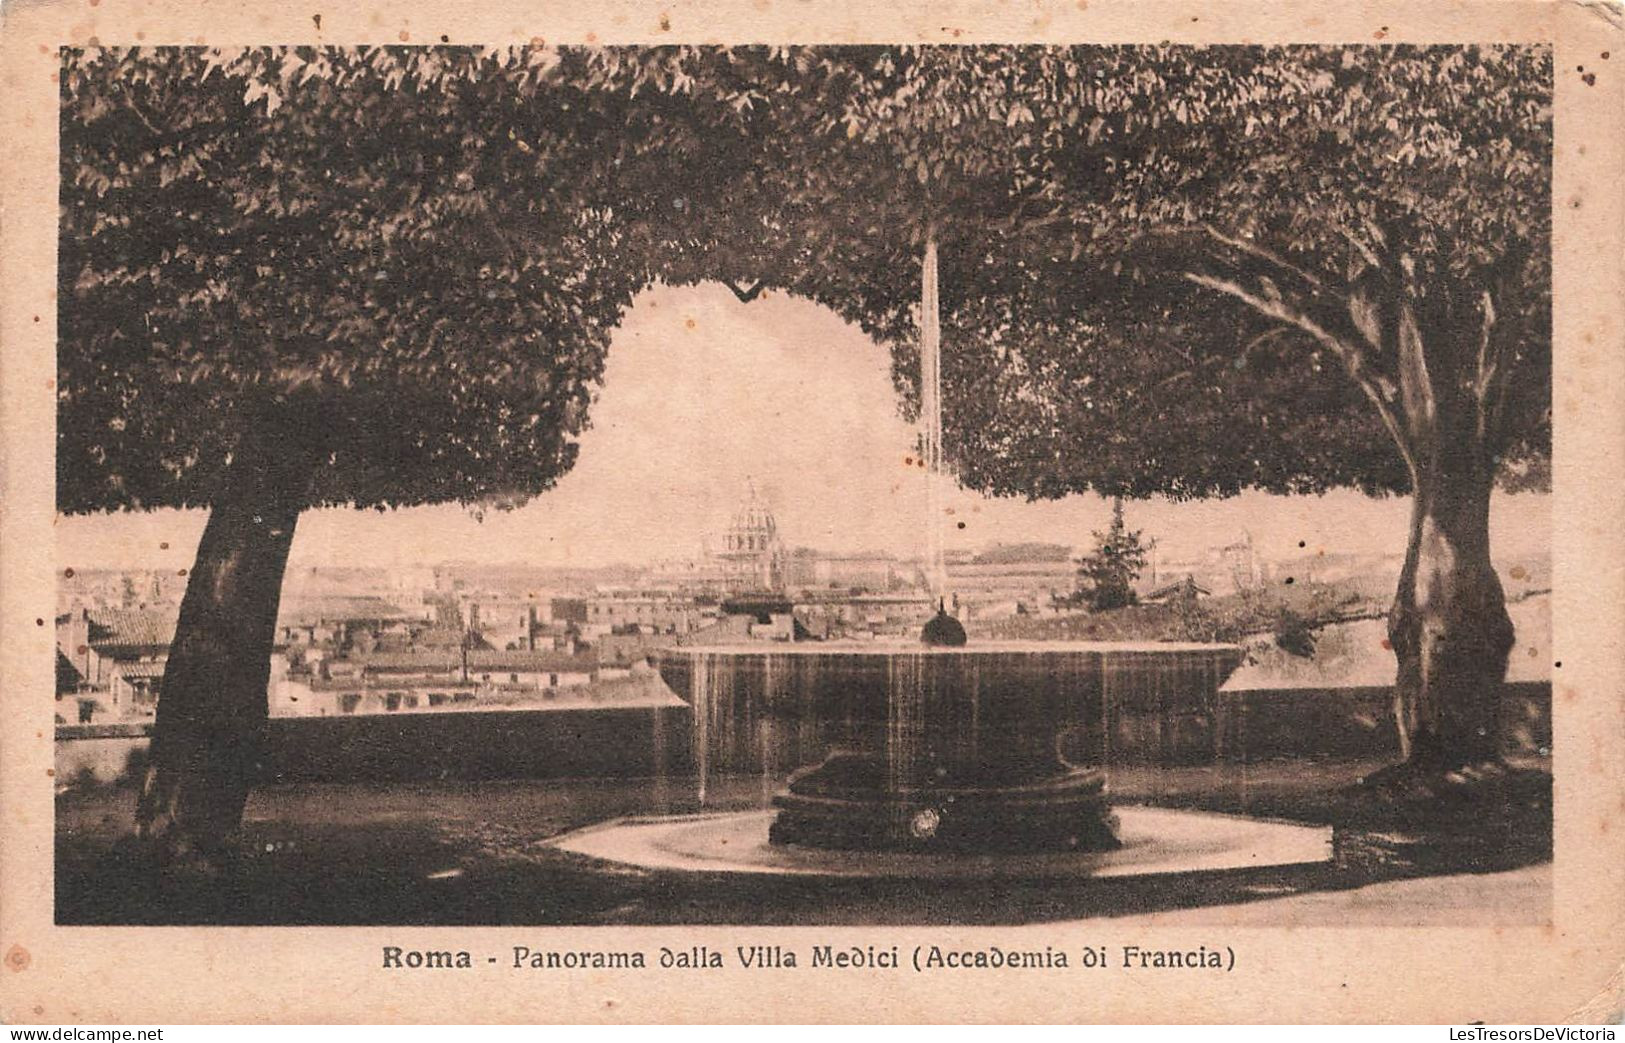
left=970, top=542, right=1075, bottom=565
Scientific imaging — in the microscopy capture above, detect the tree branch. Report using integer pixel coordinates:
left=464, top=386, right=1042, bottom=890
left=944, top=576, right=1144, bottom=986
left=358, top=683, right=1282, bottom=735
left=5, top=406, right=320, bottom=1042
left=1199, top=224, right=1324, bottom=291
left=1184, top=270, right=1417, bottom=478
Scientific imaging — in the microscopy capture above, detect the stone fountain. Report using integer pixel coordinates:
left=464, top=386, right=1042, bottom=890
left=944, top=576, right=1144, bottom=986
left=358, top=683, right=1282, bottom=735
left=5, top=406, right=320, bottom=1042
left=656, top=639, right=1245, bottom=854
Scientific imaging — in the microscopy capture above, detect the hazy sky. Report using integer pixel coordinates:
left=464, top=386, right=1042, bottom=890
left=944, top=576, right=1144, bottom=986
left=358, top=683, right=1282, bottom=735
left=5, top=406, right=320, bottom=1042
left=56, top=282, right=1551, bottom=572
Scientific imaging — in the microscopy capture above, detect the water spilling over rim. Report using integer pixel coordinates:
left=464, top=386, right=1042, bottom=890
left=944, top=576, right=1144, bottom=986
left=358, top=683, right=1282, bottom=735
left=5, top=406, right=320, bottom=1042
left=660, top=639, right=1243, bottom=656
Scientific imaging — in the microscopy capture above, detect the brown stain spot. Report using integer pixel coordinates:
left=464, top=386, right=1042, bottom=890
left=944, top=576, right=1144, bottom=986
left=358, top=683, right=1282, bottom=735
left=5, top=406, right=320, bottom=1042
left=63, top=567, right=74, bottom=578
left=1582, top=73, right=1596, bottom=87
left=33, top=315, right=40, bottom=322
left=178, top=568, right=187, bottom=576
left=1510, top=564, right=1528, bottom=580
left=33, top=1007, right=43, bottom=1016
left=441, top=35, right=450, bottom=43
left=160, top=541, right=169, bottom=550
left=312, top=13, right=321, bottom=30
left=585, top=31, right=598, bottom=43
left=903, top=456, right=914, bottom=466
left=398, top=30, right=410, bottom=41
left=46, top=768, right=55, bottom=778
left=1602, top=52, right=1611, bottom=60
left=684, top=318, right=696, bottom=330
left=135, top=31, right=145, bottom=40
left=659, top=12, right=672, bottom=31
left=1380, top=638, right=1393, bottom=651
left=35, top=619, right=44, bottom=627
left=529, top=36, right=545, bottom=47
left=5, top=945, right=29, bottom=973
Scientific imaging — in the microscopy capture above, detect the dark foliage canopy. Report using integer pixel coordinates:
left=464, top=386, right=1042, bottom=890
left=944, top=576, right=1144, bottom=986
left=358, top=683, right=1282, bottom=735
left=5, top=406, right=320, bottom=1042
left=59, top=44, right=1551, bottom=516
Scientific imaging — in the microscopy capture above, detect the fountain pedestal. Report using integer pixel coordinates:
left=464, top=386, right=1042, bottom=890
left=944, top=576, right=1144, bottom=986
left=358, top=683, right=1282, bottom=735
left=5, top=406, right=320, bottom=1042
left=657, top=642, right=1242, bottom=856
left=770, top=752, right=1119, bottom=852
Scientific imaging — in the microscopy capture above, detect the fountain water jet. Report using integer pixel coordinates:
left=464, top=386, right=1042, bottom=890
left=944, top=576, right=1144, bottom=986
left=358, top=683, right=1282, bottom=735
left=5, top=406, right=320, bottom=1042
left=547, top=239, right=1330, bottom=881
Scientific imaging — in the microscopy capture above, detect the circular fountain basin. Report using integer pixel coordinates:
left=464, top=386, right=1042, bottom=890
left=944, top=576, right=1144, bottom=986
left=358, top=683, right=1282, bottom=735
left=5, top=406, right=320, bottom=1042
left=544, top=805, right=1332, bottom=881
left=658, top=640, right=1244, bottom=854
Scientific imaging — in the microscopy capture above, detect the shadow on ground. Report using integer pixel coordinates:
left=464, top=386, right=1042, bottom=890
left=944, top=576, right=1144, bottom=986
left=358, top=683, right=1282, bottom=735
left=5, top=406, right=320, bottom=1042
left=55, top=759, right=1551, bottom=926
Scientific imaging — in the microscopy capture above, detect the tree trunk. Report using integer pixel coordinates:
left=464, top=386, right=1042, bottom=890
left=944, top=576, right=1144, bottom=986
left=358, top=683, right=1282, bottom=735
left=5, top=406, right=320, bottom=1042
left=135, top=427, right=307, bottom=867
left=1386, top=443, right=1515, bottom=771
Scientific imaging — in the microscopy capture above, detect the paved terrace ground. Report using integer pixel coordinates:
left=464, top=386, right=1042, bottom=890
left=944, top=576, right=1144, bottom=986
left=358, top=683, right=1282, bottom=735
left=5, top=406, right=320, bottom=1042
left=56, top=758, right=1551, bottom=927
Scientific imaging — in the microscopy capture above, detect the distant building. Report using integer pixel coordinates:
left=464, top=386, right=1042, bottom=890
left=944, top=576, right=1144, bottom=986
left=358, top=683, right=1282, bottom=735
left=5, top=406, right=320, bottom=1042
left=55, top=607, right=175, bottom=723
left=784, top=552, right=904, bottom=592
left=583, top=594, right=708, bottom=638
left=1144, top=576, right=1211, bottom=604
left=714, top=481, right=786, bottom=593
left=945, top=551, right=1077, bottom=619
left=273, top=648, right=603, bottom=716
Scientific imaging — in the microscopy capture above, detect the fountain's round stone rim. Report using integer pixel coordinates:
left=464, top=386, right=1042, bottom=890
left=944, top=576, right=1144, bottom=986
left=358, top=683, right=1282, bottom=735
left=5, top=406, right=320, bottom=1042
left=542, top=805, right=1333, bottom=881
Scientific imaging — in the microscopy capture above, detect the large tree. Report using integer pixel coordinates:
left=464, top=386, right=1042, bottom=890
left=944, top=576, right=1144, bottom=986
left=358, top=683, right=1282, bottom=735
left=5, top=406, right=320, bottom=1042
left=927, top=45, right=1553, bottom=773
left=60, top=47, right=656, bottom=862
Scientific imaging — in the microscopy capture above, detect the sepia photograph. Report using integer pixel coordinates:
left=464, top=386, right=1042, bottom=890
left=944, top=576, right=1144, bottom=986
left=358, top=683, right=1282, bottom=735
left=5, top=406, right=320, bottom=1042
left=48, top=38, right=1559, bottom=928
left=3, top=0, right=1622, bottom=1026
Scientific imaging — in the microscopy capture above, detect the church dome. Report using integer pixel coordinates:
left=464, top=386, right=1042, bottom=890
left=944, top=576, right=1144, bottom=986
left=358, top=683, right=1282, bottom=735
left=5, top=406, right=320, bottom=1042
left=730, top=499, right=777, bottom=538
left=723, top=482, right=780, bottom=555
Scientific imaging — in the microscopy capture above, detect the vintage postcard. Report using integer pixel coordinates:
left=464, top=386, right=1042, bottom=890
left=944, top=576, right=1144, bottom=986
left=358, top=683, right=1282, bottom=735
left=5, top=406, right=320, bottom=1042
left=2, top=0, right=1622, bottom=1026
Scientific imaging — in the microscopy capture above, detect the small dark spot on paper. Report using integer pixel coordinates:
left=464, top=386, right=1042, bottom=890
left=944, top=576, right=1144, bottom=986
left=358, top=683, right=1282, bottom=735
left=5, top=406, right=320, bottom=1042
left=312, top=13, right=321, bottom=29
left=4, top=945, right=29, bottom=973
